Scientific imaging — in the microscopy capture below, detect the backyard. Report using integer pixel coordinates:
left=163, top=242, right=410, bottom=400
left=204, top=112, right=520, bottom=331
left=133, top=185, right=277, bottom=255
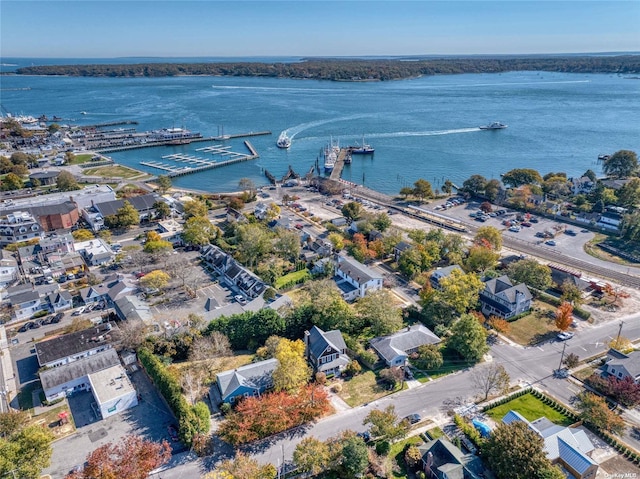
left=484, top=392, right=574, bottom=427
left=274, top=268, right=311, bottom=289
left=503, top=302, right=560, bottom=345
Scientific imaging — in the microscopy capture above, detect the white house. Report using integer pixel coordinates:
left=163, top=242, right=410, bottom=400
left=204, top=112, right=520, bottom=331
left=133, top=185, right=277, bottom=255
left=334, top=255, right=383, bottom=301
left=88, top=364, right=138, bottom=419
left=74, top=238, right=114, bottom=266
left=0, top=211, right=44, bottom=246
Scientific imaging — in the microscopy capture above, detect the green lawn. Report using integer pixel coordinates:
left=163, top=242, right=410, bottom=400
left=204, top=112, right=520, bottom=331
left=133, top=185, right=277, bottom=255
left=390, top=435, right=424, bottom=479
left=426, top=426, right=444, bottom=439
left=68, top=153, right=93, bottom=165
left=337, top=371, right=401, bottom=407
left=485, top=392, right=574, bottom=426
left=413, top=347, right=474, bottom=382
left=274, top=269, right=311, bottom=289
left=84, top=165, right=149, bottom=180
left=504, top=303, right=559, bottom=345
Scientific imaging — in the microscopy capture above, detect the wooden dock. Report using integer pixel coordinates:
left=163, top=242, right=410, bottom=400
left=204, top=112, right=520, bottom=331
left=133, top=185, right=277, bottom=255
left=330, top=148, right=349, bottom=180
left=140, top=140, right=259, bottom=178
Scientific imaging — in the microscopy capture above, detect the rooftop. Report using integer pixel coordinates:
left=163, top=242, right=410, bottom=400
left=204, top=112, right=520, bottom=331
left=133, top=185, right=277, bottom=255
left=336, top=255, right=382, bottom=284
left=40, top=349, right=120, bottom=391
left=35, top=322, right=119, bottom=366
left=216, top=358, right=279, bottom=401
left=370, top=324, right=441, bottom=364
left=89, top=364, right=136, bottom=404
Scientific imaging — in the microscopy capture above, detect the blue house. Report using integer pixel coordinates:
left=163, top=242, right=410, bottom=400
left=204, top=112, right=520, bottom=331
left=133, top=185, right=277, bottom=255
left=215, top=358, right=279, bottom=404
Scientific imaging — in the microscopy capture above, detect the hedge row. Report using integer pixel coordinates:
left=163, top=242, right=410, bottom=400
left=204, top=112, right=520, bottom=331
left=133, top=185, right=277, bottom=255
left=138, top=348, right=210, bottom=447
left=536, top=291, right=591, bottom=320
left=453, top=414, right=484, bottom=448
left=598, top=429, right=640, bottom=466
left=481, top=387, right=532, bottom=412
left=528, top=389, right=579, bottom=422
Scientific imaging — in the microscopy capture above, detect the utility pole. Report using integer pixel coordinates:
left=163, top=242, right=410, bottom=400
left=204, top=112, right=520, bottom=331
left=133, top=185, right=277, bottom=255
left=557, top=341, right=568, bottom=373
left=616, top=321, right=625, bottom=348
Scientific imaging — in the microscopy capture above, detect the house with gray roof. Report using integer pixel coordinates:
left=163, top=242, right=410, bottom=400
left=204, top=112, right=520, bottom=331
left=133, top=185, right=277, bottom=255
left=46, top=290, right=73, bottom=312
left=370, top=324, right=441, bottom=367
left=40, top=348, right=120, bottom=402
left=502, top=410, right=598, bottom=479
left=94, top=193, right=160, bottom=222
left=9, top=289, right=43, bottom=321
left=214, top=358, right=278, bottom=404
left=304, top=325, right=349, bottom=377
left=479, top=275, right=532, bottom=319
left=418, top=437, right=484, bottom=479
left=430, top=265, right=464, bottom=291
left=334, top=255, right=383, bottom=301
left=605, top=349, right=640, bottom=383
left=201, top=245, right=265, bottom=299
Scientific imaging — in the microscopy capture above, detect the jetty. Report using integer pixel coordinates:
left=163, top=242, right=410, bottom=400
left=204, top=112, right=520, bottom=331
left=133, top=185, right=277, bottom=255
left=329, top=148, right=350, bottom=181
left=139, top=140, right=259, bottom=178
left=82, top=120, right=138, bottom=129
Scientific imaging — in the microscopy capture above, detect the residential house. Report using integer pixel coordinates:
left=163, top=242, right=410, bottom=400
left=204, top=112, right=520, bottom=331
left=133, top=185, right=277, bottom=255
left=226, top=207, right=247, bottom=224
left=254, top=202, right=269, bottom=220
left=0, top=251, right=18, bottom=288
left=214, top=358, right=279, bottom=404
left=88, top=364, right=138, bottom=419
left=74, top=238, right=114, bottom=266
left=605, top=349, right=640, bottom=383
left=304, top=325, right=350, bottom=377
left=201, top=245, right=265, bottom=299
left=334, top=255, right=383, bottom=301
left=479, top=275, right=532, bottom=319
left=46, top=290, right=73, bottom=313
left=393, top=240, right=412, bottom=262
left=94, top=193, right=160, bottom=223
left=502, top=410, right=598, bottom=479
left=9, top=290, right=43, bottom=321
left=548, top=264, right=591, bottom=294
left=570, top=176, right=596, bottom=195
left=157, top=219, right=183, bottom=246
left=370, top=325, right=441, bottom=367
left=419, top=437, right=485, bottom=479
left=430, top=265, right=464, bottom=291
left=113, top=295, right=153, bottom=323
left=597, top=206, right=626, bottom=232
left=0, top=211, right=44, bottom=246
left=35, top=322, right=119, bottom=368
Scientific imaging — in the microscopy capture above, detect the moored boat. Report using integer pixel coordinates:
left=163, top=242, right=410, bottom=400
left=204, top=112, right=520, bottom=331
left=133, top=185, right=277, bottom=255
left=479, top=121, right=507, bottom=130
left=349, top=135, right=374, bottom=154
left=323, top=137, right=339, bottom=173
left=276, top=132, right=291, bottom=149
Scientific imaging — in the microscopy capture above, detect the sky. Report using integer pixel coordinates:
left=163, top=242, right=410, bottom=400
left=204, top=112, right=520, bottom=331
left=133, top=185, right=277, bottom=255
left=1, top=1, right=639, bottom=58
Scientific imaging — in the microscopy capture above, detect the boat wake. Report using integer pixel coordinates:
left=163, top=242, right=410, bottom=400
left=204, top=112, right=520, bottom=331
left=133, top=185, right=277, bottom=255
left=300, top=127, right=480, bottom=142
left=284, top=114, right=373, bottom=140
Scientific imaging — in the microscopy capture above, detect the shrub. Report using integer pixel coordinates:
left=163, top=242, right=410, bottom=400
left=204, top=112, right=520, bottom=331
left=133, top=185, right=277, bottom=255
left=331, top=383, right=343, bottom=393
left=315, top=372, right=327, bottom=385
left=376, top=440, right=390, bottom=456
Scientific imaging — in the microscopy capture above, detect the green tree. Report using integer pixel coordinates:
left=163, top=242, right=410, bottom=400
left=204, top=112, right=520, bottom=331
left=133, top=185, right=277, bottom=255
left=560, top=280, right=584, bottom=306
left=483, top=421, right=561, bottom=479
left=274, top=227, right=301, bottom=261
left=115, top=200, right=140, bottom=228
left=622, top=211, right=640, bottom=242
left=464, top=246, right=499, bottom=273
left=182, top=216, right=218, bottom=246
left=156, top=175, right=172, bottom=194
left=301, top=280, right=357, bottom=333
left=56, top=170, right=80, bottom=191
left=372, top=212, right=392, bottom=232
left=341, top=201, right=364, bottom=221
left=484, top=179, right=502, bottom=202
left=603, top=150, right=638, bottom=178
left=355, top=289, right=403, bottom=336
left=576, top=392, right=625, bottom=434
left=72, top=228, right=95, bottom=241
left=328, top=232, right=344, bottom=251
left=506, top=259, right=552, bottom=291
left=363, top=405, right=409, bottom=442
left=236, top=223, right=273, bottom=268
left=442, top=179, right=453, bottom=195
left=272, top=338, right=310, bottom=393
left=413, top=344, right=443, bottom=370
left=413, top=178, right=434, bottom=201
left=474, top=225, right=502, bottom=251
left=462, top=174, right=488, bottom=197
left=153, top=200, right=171, bottom=219
left=1, top=172, right=23, bottom=191
left=448, top=313, right=488, bottom=362
left=437, top=269, right=484, bottom=314
left=213, top=451, right=276, bottom=479
left=293, top=437, right=332, bottom=475
left=616, top=177, right=640, bottom=207
left=542, top=176, right=571, bottom=198
left=339, top=435, right=369, bottom=478
left=183, top=199, right=208, bottom=219
left=143, top=238, right=173, bottom=254
left=399, top=186, right=414, bottom=199
left=0, top=412, right=54, bottom=479
left=501, top=168, right=543, bottom=188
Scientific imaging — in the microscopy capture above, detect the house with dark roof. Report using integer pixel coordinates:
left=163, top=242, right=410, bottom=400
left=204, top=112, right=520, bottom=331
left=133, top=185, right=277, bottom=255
left=304, top=325, right=349, bottom=377
left=0, top=211, right=44, bottom=246
left=548, top=264, right=591, bottom=294
left=430, top=265, right=464, bottom=291
left=214, top=358, right=278, bottom=404
left=201, top=245, right=265, bottom=299
left=502, top=410, right=598, bottom=479
left=94, top=193, right=160, bottom=223
left=40, top=348, right=120, bottom=402
left=605, top=349, right=640, bottom=383
left=370, top=325, right=441, bottom=367
left=29, top=201, right=80, bottom=231
left=479, top=275, right=532, bottom=319
left=393, top=240, right=413, bottom=262
left=46, top=290, right=73, bottom=313
left=35, top=322, right=119, bottom=368
left=29, top=170, right=61, bottom=186
left=334, top=255, right=383, bottom=301
left=419, top=437, right=484, bottom=479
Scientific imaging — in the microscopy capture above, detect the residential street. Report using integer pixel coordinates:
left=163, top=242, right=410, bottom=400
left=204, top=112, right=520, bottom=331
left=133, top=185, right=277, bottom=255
left=151, top=310, right=640, bottom=478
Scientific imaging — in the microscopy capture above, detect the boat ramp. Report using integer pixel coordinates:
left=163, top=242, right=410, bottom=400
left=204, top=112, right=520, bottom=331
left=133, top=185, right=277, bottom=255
left=139, top=140, right=259, bottom=178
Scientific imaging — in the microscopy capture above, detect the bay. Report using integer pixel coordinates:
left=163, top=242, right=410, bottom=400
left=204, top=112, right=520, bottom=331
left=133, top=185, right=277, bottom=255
left=1, top=70, right=638, bottom=195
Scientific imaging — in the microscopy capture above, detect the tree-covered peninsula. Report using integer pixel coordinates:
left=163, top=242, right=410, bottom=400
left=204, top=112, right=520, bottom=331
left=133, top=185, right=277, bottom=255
left=12, top=56, right=640, bottom=81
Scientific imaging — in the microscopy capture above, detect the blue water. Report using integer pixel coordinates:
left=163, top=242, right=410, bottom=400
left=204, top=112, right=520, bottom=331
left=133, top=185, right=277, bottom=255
left=1, top=70, right=638, bottom=194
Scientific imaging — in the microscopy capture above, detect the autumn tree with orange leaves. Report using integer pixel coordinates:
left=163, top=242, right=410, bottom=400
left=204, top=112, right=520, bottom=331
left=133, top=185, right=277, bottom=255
left=65, top=435, right=171, bottom=479
left=555, top=302, right=574, bottom=331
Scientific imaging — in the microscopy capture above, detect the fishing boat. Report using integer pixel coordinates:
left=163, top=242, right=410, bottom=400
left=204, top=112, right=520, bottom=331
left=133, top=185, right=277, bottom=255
left=276, top=132, right=291, bottom=149
left=349, top=135, right=374, bottom=154
left=323, top=138, right=339, bottom=173
left=479, top=121, right=507, bottom=130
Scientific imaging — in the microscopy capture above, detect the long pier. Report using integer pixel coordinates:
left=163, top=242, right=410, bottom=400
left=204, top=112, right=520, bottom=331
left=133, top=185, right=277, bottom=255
left=82, top=120, right=139, bottom=129
left=140, top=140, right=259, bottom=178
left=330, top=148, right=350, bottom=180
left=95, top=130, right=271, bottom=153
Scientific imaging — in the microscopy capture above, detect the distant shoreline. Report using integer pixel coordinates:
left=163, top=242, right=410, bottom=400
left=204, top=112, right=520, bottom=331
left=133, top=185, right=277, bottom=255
left=8, top=56, right=640, bottom=80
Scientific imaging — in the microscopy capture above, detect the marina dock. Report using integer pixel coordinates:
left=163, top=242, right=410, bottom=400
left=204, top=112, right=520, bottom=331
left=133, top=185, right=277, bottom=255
left=140, top=140, right=259, bottom=178
left=330, top=148, right=350, bottom=181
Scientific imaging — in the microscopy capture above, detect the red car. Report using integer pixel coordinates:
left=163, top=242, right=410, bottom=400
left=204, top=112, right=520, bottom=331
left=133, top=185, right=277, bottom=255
left=135, top=272, right=146, bottom=279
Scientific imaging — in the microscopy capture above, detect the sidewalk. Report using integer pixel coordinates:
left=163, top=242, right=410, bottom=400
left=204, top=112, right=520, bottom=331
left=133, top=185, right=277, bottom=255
left=0, top=325, right=17, bottom=412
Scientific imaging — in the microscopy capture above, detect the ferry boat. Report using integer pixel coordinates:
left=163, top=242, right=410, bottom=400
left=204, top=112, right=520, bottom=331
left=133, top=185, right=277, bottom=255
left=276, top=132, right=291, bottom=149
left=479, top=121, right=508, bottom=130
left=349, top=135, right=374, bottom=154
left=151, top=127, right=202, bottom=143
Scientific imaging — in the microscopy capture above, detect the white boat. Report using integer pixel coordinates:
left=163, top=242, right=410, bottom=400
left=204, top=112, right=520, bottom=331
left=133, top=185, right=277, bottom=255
left=479, top=121, right=507, bottom=130
left=276, top=132, right=291, bottom=149
left=323, top=138, right=339, bottom=173
left=349, top=135, right=374, bottom=154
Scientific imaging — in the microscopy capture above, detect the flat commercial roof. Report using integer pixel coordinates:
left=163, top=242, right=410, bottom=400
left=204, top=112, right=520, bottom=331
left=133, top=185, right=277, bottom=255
left=89, top=364, right=135, bottom=405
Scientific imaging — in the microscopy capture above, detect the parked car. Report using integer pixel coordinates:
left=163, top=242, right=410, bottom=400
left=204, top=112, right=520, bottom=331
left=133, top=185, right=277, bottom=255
left=404, top=414, right=422, bottom=425
left=557, top=331, right=574, bottom=341
left=72, top=306, right=86, bottom=316
left=509, top=225, right=521, bottom=232
left=357, top=431, right=371, bottom=442
left=565, top=229, right=577, bottom=236
left=545, top=240, right=557, bottom=246
left=52, top=313, right=64, bottom=323
left=234, top=294, right=247, bottom=305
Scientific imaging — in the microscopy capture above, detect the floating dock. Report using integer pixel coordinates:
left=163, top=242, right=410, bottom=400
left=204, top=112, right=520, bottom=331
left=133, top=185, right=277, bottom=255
left=139, top=140, right=259, bottom=178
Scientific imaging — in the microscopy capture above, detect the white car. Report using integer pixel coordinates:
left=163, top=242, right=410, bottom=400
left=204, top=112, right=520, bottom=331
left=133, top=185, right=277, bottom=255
left=557, top=331, right=574, bottom=341
left=234, top=294, right=247, bottom=305
left=509, top=225, right=521, bottom=232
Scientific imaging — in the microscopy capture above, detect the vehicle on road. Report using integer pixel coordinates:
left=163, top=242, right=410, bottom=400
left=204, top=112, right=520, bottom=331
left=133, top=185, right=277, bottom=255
left=545, top=240, right=557, bottom=246
left=557, top=331, right=574, bottom=341
left=404, top=413, right=422, bottom=425
left=52, top=313, right=64, bottom=323
left=565, top=229, right=577, bottom=236
left=72, top=306, right=86, bottom=316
